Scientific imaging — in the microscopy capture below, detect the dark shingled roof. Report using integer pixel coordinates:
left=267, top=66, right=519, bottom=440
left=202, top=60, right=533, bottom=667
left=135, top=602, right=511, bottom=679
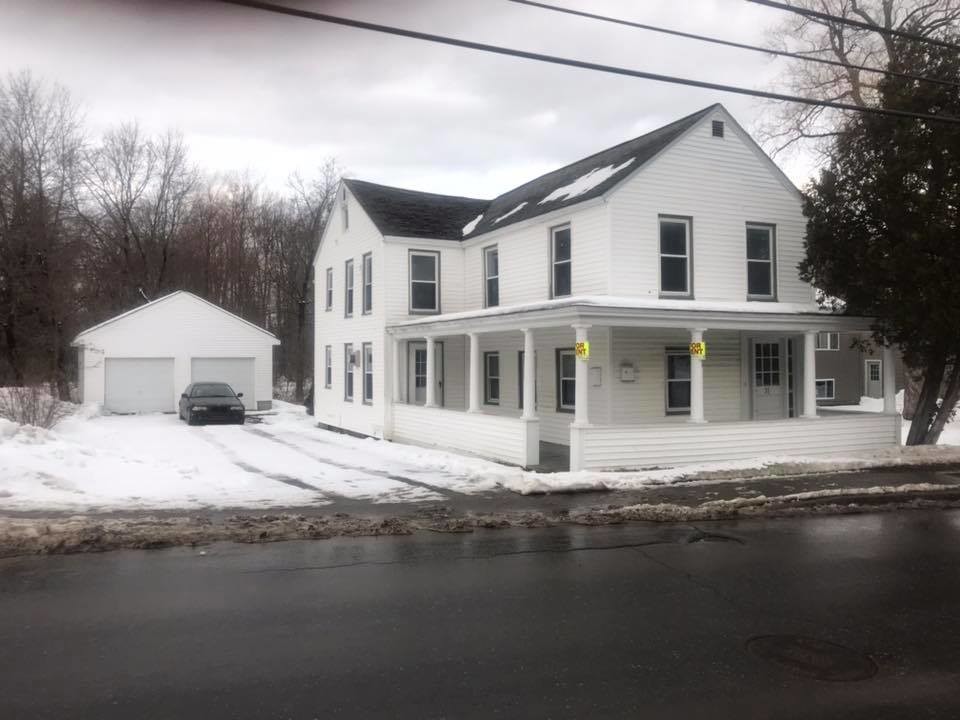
left=346, top=104, right=717, bottom=242
left=343, top=179, right=489, bottom=241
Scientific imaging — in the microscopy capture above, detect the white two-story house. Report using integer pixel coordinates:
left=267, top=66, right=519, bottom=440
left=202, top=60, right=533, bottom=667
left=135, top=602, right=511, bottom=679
left=312, top=104, right=900, bottom=472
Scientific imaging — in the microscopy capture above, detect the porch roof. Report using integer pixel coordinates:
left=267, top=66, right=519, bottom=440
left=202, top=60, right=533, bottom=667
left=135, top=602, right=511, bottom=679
left=387, top=295, right=874, bottom=337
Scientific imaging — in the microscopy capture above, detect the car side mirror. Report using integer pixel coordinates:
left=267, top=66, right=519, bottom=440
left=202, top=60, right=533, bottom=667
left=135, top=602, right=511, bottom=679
left=181, top=393, right=188, bottom=399
left=236, top=392, right=243, bottom=398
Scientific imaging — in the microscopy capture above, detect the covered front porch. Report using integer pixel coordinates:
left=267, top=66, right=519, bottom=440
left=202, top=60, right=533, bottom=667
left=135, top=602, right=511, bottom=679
left=384, top=298, right=900, bottom=472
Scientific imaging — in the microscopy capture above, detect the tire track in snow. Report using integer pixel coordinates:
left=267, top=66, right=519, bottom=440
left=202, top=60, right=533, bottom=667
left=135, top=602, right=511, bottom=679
left=196, top=430, right=335, bottom=499
left=243, top=427, right=461, bottom=498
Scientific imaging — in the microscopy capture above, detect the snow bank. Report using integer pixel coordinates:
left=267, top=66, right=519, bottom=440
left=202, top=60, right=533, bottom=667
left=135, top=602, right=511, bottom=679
left=538, top=158, right=635, bottom=205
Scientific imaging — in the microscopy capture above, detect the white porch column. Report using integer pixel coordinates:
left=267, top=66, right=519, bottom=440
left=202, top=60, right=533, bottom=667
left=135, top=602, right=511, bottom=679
left=883, top=344, right=897, bottom=414
left=573, top=324, right=590, bottom=427
left=425, top=336, right=437, bottom=408
left=391, top=335, right=402, bottom=403
left=522, top=328, right=536, bottom=420
left=689, top=328, right=706, bottom=424
left=468, top=332, right=481, bottom=413
left=802, top=330, right=818, bottom=418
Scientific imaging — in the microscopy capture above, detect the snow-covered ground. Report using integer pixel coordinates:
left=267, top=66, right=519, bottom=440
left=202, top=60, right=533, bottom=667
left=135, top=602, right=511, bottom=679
left=1, top=398, right=959, bottom=511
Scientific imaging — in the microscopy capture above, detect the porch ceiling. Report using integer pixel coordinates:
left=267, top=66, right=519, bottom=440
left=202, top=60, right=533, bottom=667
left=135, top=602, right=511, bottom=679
left=387, top=296, right=873, bottom=338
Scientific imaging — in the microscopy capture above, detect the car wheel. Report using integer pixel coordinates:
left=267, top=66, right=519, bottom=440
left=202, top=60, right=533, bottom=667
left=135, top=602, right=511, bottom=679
left=187, top=411, right=198, bottom=426
left=236, top=416, right=245, bottom=425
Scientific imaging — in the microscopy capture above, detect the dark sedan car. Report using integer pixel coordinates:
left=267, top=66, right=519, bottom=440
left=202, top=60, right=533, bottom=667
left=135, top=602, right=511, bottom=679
left=178, top=382, right=245, bottom=425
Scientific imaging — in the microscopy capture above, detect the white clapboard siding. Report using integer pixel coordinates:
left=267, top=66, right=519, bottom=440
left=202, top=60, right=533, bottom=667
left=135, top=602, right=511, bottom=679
left=391, top=404, right=528, bottom=465
left=577, top=414, right=899, bottom=470
left=382, top=241, right=467, bottom=322
left=609, top=107, right=812, bottom=304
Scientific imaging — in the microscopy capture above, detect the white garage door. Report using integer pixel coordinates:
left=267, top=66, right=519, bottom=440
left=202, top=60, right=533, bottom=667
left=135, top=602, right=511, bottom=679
left=104, top=358, right=175, bottom=414
left=191, top=358, right=255, bottom=409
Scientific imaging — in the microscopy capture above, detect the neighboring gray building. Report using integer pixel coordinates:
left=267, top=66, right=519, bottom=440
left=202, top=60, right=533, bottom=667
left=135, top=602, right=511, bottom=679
left=814, top=331, right=905, bottom=406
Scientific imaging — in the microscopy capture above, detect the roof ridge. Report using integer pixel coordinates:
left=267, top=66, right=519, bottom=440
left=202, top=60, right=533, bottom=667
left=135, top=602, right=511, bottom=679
left=344, top=178, right=490, bottom=204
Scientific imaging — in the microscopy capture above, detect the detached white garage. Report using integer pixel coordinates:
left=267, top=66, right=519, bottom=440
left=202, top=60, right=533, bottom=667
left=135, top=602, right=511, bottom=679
left=73, top=292, right=280, bottom=414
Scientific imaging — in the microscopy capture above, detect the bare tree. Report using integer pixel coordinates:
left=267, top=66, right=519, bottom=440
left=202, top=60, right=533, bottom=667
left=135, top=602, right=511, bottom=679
left=760, top=0, right=960, bottom=155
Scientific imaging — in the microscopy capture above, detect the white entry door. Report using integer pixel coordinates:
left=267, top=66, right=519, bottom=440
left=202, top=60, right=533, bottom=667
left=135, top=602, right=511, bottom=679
left=191, top=357, right=255, bottom=409
left=104, top=358, right=175, bottom=414
left=865, top=359, right=883, bottom=398
left=751, top=340, right=788, bottom=420
left=407, top=341, right=443, bottom=406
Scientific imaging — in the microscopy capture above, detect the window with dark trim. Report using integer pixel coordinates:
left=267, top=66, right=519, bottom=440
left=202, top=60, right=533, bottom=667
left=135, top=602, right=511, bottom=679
left=344, top=343, right=354, bottom=401
left=324, top=345, right=332, bottom=388
left=659, top=217, right=691, bottom=296
left=665, top=350, right=691, bottom=414
left=484, top=352, right=500, bottom=405
left=362, top=342, right=373, bottom=404
left=746, top=224, right=776, bottom=300
left=518, top=350, right=537, bottom=410
left=410, top=251, right=440, bottom=313
left=556, top=348, right=576, bottom=412
left=712, top=120, right=724, bottom=138
left=362, top=252, right=373, bottom=314
left=344, top=259, right=354, bottom=317
left=816, top=378, right=835, bottom=400
left=325, top=267, right=333, bottom=311
left=551, top=225, right=572, bottom=298
left=816, top=332, right=839, bottom=351
left=483, top=245, right=499, bottom=307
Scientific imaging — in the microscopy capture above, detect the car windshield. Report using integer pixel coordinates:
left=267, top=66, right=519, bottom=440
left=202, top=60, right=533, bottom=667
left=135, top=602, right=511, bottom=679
left=191, top=383, right=235, bottom=398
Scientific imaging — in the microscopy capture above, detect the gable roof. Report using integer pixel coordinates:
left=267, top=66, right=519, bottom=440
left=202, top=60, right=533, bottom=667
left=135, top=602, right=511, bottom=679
left=72, top=291, right=280, bottom=345
left=344, top=179, right=489, bottom=241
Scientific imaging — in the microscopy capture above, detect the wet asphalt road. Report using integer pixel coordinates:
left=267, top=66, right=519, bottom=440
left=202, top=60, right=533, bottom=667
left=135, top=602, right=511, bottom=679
left=2, top=511, right=960, bottom=719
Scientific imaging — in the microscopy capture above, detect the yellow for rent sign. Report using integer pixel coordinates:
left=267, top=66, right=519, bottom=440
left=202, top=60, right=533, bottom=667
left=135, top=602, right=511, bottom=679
left=689, top=342, right=706, bottom=359
left=575, top=341, right=590, bottom=359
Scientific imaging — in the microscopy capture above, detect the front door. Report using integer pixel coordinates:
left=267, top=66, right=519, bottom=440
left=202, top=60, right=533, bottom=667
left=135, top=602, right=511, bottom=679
left=865, top=359, right=883, bottom=398
left=752, top=339, right=787, bottom=420
left=408, top=341, right=444, bottom=406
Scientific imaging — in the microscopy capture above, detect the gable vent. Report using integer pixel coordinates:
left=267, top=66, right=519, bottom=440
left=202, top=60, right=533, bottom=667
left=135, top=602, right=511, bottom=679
left=712, top=120, right=725, bottom=138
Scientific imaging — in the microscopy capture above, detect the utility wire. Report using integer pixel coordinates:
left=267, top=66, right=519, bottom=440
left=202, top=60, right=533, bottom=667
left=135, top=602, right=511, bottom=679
left=510, top=0, right=960, bottom=90
left=215, top=0, right=960, bottom=125
left=747, top=0, right=960, bottom=52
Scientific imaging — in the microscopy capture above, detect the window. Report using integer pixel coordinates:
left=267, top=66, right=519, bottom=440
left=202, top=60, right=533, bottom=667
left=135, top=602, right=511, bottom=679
left=341, top=186, right=349, bottom=230
left=712, top=120, right=725, bottom=138
left=410, top=251, right=440, bottom=313
left=362, top=343, right=373, bottom=404
left=556, top=348, right=576, bottom=412
left=483, top=246, right=499, bottom=307
left=324, top=267, right=333, bottom=311
left=344, top=344, right=354, bottom=401
left=344, top=259, right=354, bottom=317
left=518, top=351, right=537, bottom=410
left=659, top=217, right=691, bottom=296
left=551, top=225, right=571, bottom=298
left=746, top=224, right=776, bottom=299
left=665, top=350, right=691, bottom=414
left=484, top=352, right=500, bottom=405
left=816, top=332, right=839, bottom=351
left=816, top=379, right=835, bottom=400
left=324, top=345, right=332, bottom=388
left=754, top=342, right=781, bottom=387
left=362, top=253, right=372, bottom=314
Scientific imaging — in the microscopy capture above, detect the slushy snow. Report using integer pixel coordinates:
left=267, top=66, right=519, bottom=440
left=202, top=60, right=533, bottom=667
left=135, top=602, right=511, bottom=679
left=538, top=158, right=636, bottom=205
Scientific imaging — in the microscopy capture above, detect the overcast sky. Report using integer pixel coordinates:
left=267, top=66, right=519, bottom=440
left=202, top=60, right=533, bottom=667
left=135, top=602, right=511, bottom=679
left=0, top=0, right=816, bottom=197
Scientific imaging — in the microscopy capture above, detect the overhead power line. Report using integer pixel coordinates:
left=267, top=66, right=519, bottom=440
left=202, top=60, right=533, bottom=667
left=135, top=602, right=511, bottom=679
left=215, top=0, right=960, bottom=126
left=509, top=0, right=960, bottom=90
left=747, top=0, right=960, bottom=52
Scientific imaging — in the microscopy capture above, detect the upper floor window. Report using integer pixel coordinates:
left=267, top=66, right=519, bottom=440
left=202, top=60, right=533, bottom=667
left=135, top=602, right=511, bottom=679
left=484, top=352, right=500, bottom=405
left=362, top=342, right=373, bottom=404
left=659, top=217, right=691, bottom=297
left=341, top=186, right=349, bottom=230
left=344, top=259, right=354, bottom=317
left=483, top=245, right=499, bottom=307
left=324, top=345, right=332, bottom=388
left=816, top=332, right=839, bottom=351
left=325, top=267, right=333, bottom=311
left=665, top=350, right=691, bottom=414
left=410, top=251, right=440, bottom=313
left=556, top=348, right=576, bottom=412
left=362, top=252, right=373, bottom=314
left=551, top=225, right=571, bottom=298
left=746, top=224, right=776, bottom=300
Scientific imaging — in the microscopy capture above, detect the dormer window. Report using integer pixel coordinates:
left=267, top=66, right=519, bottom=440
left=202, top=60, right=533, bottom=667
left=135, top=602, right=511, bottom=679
left=712, top=120, right=724, bottom=138
left=341, top=186, right=349, bottom=230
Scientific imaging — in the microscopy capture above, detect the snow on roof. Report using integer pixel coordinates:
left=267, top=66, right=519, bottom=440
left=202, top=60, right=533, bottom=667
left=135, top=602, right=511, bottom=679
left=493, top=202, right=528, bottom=224
left=462, top=214, right=484, bottom=236
left=537, top=158, right=636, bottom=205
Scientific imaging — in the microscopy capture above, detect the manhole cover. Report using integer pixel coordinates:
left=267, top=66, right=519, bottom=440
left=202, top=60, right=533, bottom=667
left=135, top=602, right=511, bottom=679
left=747, top=635, right=878, bottom=682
